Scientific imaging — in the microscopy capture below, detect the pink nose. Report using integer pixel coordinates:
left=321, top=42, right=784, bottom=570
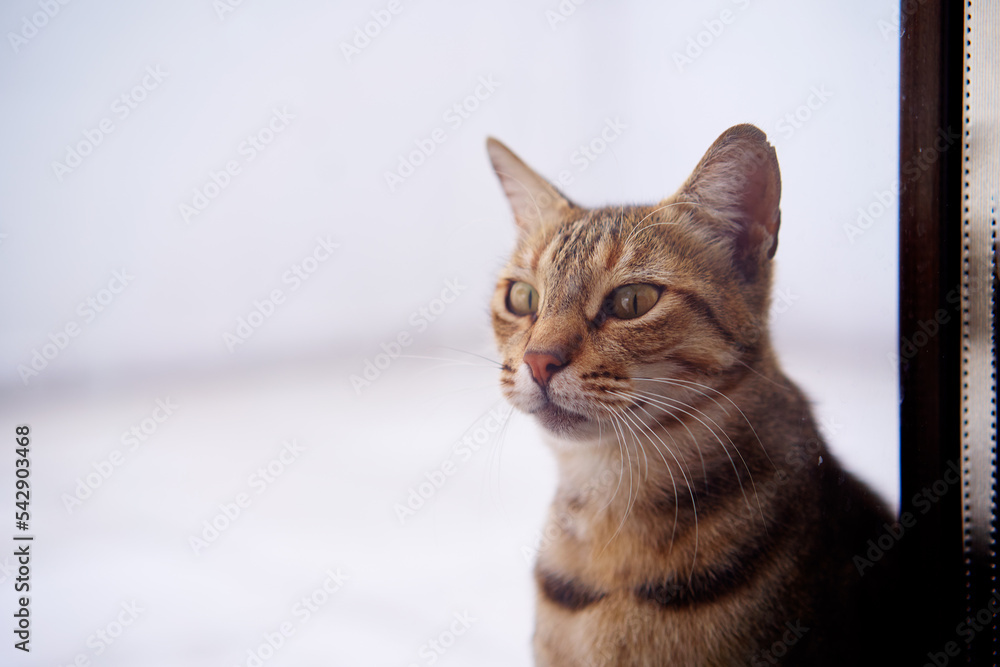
left=523, top=350, right=567, bottom=388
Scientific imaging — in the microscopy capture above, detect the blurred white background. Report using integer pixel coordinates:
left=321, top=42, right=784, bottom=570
left=0, top=1, right=899, bottom=665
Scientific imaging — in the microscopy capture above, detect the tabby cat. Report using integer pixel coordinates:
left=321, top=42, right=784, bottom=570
left=486, top=125, right=896, bottom=665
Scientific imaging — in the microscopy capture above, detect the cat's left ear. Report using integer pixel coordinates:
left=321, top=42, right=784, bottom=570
left=673, top=124, right=781, bottom=281
left=487, top=138, right=577, bottom=235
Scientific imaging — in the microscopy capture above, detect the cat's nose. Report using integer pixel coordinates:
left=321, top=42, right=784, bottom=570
left=523, top=350, right=568, bottom=388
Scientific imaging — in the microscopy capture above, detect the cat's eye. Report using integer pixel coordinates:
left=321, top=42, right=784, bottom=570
left=507, top=281, right=540, bottom=316
left=608, top=284, right=660, bottom=320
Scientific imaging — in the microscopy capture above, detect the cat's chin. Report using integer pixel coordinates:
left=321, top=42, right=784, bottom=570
left=530, top=402, right=593, bottom=439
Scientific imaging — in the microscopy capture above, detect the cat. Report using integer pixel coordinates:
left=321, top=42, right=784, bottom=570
left=485, top=124, right=897, bottom=666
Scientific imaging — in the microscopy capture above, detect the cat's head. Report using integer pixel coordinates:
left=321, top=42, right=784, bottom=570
left=487, top=124, right=781, bottom=442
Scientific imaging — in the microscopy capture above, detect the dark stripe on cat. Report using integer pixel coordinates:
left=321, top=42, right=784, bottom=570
left=636, top=496, right=793, bottom=609
left=538, top=570, right=607, bottom=611
left=668, top=287, right=738, bottom=346
left=581, top=369, right=629, bottom=381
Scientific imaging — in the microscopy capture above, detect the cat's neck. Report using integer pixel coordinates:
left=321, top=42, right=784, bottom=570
left=545, top=355, right=800, bottom=520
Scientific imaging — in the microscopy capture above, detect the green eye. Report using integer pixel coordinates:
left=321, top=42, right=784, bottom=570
left=609, top=284, right=660, bottom=319
left=507, top=281, right=539, bottom=316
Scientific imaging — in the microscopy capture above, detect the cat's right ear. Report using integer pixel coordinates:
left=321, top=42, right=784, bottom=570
left=673, top=124, right=782, bottom=282
left=487, top=138, right=576, bottom=235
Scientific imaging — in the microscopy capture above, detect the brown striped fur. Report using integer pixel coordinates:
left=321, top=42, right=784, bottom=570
left=486, top=125, right=896, bottom=665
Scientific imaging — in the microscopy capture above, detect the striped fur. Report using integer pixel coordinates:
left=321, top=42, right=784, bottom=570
left=487, top=126, right=895, bottom=665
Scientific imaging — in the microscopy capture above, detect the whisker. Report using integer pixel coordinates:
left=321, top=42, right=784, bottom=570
left=429, top=345, right=506, bottom=369
left=487, top=405, right=517, bottom=511
left=625, top=386, right=709, bottom=492
left=397, top=353, right=502, bottom=370
left=734, top=358, right=792, bottom=391
left=635, top=376, right=776, bottom=472
left=599, top=408, right=628, bottom=516
left=599, top=406, right=636, bottom=551
left=617, top=388, right=763, bottom=527
left=618, top=401, right=700, bottom=579
left=623, top=201, right=705, bottom=246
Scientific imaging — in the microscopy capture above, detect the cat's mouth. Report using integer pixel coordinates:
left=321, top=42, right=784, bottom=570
left=531, top=398, right=589, bottom=434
